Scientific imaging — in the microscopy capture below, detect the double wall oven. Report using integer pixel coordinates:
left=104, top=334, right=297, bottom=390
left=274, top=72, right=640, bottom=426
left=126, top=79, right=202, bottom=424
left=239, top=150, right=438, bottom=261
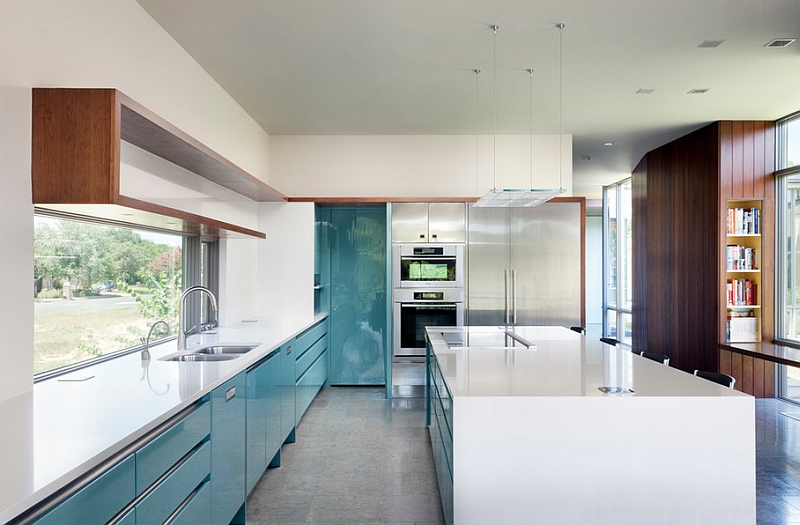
left=393, top=244, right=464, bottom=358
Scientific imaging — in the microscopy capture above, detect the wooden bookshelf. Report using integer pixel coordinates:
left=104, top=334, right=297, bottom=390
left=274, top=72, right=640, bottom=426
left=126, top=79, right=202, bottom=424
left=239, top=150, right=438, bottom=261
left=725, top=200, right=762, bottom=343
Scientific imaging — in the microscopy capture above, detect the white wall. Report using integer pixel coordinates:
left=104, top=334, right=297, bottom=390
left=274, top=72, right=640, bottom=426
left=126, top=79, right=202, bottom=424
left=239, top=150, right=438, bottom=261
left=269, top=134, right=572, bottom=198
left=0, top=0, right=272, bottom=402
left=257, top=203, right=315, bottom=318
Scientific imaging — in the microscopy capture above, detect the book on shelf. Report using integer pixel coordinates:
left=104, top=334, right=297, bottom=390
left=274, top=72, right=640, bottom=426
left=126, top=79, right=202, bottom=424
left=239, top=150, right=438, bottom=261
left=726, top=244, right=758, bottom=270
left=726, top=278, right=757, bottom=306
left=727, top=316, right=758, bottom=342
left=727, top=206, right=760, bottom=235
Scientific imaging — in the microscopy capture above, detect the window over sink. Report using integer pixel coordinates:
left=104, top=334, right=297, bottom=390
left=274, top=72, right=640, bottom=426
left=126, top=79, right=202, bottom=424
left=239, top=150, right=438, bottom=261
left=33, top=212, right=217, bottom=377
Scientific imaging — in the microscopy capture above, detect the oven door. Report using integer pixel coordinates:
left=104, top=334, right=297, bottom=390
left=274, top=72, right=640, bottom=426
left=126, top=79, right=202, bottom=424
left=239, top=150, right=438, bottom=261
left=393, top=301, right=463, bottom=358
left=392, top=244, right=464, bottom=288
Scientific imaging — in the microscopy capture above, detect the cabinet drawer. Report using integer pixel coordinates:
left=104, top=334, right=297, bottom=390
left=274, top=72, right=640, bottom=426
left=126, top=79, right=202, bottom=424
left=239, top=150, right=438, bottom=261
left=296, top=348, right=328, bottom=424
left=295, top=335, right=327, bottom=381
left=35, top=454, right=136, bottom=525
left=169, top=479, right=211, bottom=525
left=295, top=319, right=328, bottom=358
left=136, top=402, right=211, bottom=495
left=135, top=441, right=211, bottom=525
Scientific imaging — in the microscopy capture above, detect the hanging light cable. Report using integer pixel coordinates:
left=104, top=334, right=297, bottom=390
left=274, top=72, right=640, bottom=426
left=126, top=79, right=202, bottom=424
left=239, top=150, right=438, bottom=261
left=558, top=22, right=565, bottom=191
left=528, top=68, right=534, bottom=190
left=474, top=23, right=566, bottom=208
left=474, top=68, right=481, bottom=197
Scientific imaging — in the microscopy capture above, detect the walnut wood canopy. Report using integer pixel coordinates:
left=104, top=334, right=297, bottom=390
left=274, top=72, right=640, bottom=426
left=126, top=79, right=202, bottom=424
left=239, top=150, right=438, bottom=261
left=32, top=88, right=287, bottom=239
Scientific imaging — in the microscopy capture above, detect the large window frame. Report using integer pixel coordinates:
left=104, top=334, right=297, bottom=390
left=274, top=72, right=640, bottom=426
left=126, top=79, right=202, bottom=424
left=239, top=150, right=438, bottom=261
left=774, top=111, right=800, bottom=400
left=33, top=210, right=219, bottom=381
left=603, top=178, right=633, bottom=345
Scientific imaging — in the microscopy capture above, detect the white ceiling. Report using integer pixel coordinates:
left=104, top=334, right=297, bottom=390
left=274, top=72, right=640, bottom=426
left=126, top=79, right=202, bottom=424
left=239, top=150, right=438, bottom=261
left=135, top=0, right=800, bottom=198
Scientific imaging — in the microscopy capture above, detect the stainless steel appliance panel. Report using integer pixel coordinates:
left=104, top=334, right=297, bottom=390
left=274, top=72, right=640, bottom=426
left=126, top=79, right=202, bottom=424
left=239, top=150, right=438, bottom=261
left=391, top=202, right=429, bottom=242
left=465, top=206, right=510, bottom=325
left=467, top=202, right=582, bottom=327
left=510, top=203, right=582, bottom=326
left=428, top=203, right=466, bottom=243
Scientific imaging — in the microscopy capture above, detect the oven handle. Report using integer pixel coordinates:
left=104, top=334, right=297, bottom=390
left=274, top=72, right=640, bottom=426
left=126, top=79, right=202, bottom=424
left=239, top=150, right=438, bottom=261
left=400, top=256, right=456, bottom=262
left=400, top=303, right=459, bottom=308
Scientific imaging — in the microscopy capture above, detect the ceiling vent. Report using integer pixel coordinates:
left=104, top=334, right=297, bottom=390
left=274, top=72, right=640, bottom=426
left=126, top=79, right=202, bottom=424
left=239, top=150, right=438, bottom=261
left=636, top=88, right=655, bottom=94
left=688, top=88, right=709, bottom=94
left=765, top=38, right=796, bottom=48
left=698, top=39, right=725, bottom=48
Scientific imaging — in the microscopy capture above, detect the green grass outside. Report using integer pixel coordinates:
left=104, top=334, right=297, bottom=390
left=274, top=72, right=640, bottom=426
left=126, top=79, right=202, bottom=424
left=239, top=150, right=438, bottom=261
left=33, top=305, right=149, bottom=374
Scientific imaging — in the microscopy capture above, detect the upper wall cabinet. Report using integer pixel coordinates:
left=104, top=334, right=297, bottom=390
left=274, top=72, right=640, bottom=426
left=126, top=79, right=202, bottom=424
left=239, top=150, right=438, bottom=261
left=32, top=88, right=287, bottom=239
left=391, top=202, right=466, bottom=243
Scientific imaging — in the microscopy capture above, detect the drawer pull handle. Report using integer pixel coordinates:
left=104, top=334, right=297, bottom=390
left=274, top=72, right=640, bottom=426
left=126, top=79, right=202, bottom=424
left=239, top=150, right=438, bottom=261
left=225, top=386, right=236, bottom=402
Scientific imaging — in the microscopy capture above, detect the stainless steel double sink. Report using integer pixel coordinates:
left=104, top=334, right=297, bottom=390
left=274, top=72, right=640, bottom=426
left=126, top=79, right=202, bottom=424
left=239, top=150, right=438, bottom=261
left=163, top=343, right=260, bottom=362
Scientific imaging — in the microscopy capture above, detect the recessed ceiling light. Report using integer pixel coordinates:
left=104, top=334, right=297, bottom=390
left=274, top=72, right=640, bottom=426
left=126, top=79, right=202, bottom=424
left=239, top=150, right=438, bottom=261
left=121, top=213, right=134, bottom=217
left=636, top=88, right=655, bottom=94
left=698, top=39, right=725, bottom=48
left=603, top=142, right=617, bottom=147
left=688, top=88, right=709, bottom=94
left=765, top=38, right=796, bottom=48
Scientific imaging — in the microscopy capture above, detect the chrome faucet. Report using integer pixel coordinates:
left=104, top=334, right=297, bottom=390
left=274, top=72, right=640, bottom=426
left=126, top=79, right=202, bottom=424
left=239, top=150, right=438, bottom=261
left=141, top=320, right=170, bottom=361
left=178, top=285, right=219, bottom=351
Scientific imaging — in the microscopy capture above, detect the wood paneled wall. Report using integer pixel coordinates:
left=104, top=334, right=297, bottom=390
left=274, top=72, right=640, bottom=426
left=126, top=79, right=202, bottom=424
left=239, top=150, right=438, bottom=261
left=719, top=349, right=775, bottom=397
left=718, top=121, right=776, bottom=343
left=632, top=121, right=775, bottom=396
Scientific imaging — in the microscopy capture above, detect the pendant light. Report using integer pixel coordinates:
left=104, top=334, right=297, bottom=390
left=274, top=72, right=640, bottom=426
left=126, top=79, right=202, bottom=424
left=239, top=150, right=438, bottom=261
left=474, top=23, right=567, bottom=208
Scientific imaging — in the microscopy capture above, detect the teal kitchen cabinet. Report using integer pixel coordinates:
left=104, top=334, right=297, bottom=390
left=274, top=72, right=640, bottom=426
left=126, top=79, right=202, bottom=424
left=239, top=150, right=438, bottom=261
left=427, top=344, right=454, bottom=525
left=246, top=349, right=280, bottom=494
left=30, top=400, right=211, bottom=525
left=279, top=340, right=296, bottom=448
left=294, top=318, right=329, bottom=424
left=33, top=454, right=136, bottom=525
left=328, top=207, right=387, bottom=386
left=211, top=372, right=246, bottom=525
left=135, top=400, right=211, bottom=525
left=135, top=441, right=211, bottom=525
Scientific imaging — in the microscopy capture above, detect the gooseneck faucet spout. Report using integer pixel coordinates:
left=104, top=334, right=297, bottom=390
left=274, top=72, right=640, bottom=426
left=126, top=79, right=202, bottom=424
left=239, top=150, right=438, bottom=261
left=178, top=285, right=219, bottom=351
left=141, top=320, right=170, bottom=361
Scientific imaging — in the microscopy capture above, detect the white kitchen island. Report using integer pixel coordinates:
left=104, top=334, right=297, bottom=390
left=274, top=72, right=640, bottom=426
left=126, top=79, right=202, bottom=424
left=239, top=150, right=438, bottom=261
left=425, top=326, right=755, bottom=525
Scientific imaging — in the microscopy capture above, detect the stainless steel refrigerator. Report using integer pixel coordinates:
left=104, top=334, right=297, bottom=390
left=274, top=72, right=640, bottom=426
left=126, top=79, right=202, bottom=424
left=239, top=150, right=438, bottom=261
left=467, top=200, right=584, bottom=327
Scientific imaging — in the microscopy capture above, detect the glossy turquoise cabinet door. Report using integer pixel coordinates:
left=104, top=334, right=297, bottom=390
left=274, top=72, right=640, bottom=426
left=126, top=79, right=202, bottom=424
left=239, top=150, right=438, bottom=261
left=279, top=340, right=296, bottom=445
left=246, top=351, right=280, bottom=494
left=34, top=454, right=135, bottom=525
left=246, top=359, right=268, bottom=494
left=329, top=207, right=387, bottom=385
left=211, top=371, right=246, bottom=525
left=264, top=352, right=282, bottom=464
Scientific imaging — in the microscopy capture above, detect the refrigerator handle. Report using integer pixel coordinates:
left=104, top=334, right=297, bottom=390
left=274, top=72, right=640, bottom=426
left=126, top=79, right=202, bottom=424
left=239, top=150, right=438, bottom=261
left=504, top=269, right=510, bottom=324
left=512, top=269, right=517, bottom=324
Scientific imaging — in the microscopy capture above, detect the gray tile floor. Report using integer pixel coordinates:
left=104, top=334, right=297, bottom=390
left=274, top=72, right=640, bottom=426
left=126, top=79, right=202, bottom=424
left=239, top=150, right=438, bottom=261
left=246, top=388, right=800, bottom=525
left=245, top=387, right=444, bottom=525
left=756, top=398, right=800, bottom=524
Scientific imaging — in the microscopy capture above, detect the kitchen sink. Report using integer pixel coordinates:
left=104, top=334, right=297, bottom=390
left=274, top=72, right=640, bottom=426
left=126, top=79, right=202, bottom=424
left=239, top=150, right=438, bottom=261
left=166, top=354, right=240, bottom=362
left=194, top=344, right=258, bottom=355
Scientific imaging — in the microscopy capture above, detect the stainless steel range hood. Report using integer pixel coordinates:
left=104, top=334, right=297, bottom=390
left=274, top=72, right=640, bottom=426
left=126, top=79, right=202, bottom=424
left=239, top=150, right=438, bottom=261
left=473, top=188, right=566, bottom=208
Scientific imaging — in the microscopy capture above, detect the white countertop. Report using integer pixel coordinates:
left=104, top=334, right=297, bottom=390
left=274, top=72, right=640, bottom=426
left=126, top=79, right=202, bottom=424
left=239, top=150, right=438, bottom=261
left=0, top=313, right=326, bottom=524
left=426, top=325, right=749, bottom=398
